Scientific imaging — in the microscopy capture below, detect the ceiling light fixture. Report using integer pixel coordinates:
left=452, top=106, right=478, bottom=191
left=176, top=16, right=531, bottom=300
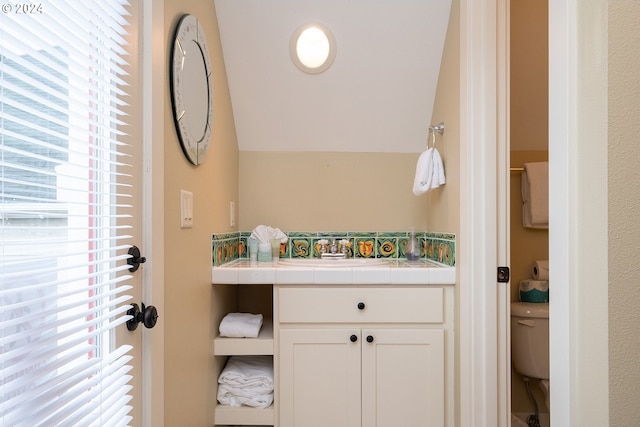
left=290, top=23, right=336, bottom=74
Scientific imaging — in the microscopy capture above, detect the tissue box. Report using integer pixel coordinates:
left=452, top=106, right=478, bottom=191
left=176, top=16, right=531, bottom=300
left=519, top=280, right=549, bottom=303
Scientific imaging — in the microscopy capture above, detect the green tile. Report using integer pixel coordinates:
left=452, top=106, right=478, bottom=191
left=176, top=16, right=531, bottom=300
left=290, top=238, right=312, bottom=258
left=376, top=236, right=398, bottom=258
left=354, top=236, right=376, bottom=258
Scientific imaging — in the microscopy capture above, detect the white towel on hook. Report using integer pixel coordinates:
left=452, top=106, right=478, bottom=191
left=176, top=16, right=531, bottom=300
left=413, top=147, right=446, bottom=196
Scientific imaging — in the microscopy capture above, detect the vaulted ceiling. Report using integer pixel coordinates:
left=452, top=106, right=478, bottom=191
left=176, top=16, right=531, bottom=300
left=215, top=0, right=452, bottom=153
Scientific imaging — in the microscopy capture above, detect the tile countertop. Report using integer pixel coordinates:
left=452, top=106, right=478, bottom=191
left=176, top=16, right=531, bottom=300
left=211, top=259, right=456, bottom=285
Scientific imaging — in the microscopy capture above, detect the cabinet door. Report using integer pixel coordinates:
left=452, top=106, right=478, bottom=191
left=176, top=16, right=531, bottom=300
left=279, top=329, right=362, bottom=427
left=361, top=329, right=444, bottom=427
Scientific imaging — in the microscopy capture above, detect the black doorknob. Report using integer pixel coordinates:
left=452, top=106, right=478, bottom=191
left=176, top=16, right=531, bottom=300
left=350, top=334, right=358, bottom=343
left=357, top=302, right=365, bottom=310
left=126, top=302, right=159, bottom=331
left=142, top=304, right=159, bottom=329
left=127, top=245, right=147, bottom=272
left=366, top=335, right=374, bottom=343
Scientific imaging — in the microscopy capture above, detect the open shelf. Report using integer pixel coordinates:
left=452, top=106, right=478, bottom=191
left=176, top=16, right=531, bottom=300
left=213, top=319, right=273, bottom=356
left=214, top=403, right=274, bottom=426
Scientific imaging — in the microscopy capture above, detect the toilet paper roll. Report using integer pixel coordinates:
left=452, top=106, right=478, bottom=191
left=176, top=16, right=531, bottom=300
left=532, top=260, right=549, bottom=280
left=519, top=280, right=549, bottom=303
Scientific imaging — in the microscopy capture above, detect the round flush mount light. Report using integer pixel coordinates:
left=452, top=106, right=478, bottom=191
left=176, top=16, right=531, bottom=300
left=290, top=23, right=336, bottom=74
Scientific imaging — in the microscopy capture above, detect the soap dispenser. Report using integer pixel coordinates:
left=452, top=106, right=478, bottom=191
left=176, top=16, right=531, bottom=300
left=406, top=227, right=420, bottom=261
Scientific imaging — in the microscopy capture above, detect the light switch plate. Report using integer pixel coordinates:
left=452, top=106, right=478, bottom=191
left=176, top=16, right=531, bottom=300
left=180, top=190, right=193, bottom=228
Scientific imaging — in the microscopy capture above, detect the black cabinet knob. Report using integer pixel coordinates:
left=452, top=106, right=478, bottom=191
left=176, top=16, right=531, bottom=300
left=357, top=302, right=365, bottom=310
left=366, top=335, right=374, bottom=343
left=350, top=334, right=358, bottom=343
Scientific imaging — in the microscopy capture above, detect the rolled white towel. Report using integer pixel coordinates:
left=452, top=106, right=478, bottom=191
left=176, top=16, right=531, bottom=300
left=219, top=312, right=263, bottom=338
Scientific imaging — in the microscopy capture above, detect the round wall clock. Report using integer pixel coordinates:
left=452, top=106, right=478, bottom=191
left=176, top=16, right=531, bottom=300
left=170, top=14, right=214, bottom=166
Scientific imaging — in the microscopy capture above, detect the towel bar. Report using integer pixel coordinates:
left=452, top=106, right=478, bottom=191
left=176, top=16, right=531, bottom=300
left=428, top=122, right=445, bottom=148
left=429, top=122, right=445, bottom=135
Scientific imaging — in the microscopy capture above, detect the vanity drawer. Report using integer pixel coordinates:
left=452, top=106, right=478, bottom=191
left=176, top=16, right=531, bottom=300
left=278, top=287, right=443, bottom=324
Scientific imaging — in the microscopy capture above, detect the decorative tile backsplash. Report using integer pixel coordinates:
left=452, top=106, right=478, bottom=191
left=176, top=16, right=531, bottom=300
left=212, top=230, right=456, bottom=267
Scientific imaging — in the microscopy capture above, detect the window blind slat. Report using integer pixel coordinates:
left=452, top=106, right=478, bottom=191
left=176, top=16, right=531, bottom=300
left=1, top=303, right=132, bottom=373
left=2, top=345, right=103, bottom=404
left=1, top=0, right=137, bottom=425
left=0, top=294, right=132, bottom=348
left=12, top=351, right=133, bottom=427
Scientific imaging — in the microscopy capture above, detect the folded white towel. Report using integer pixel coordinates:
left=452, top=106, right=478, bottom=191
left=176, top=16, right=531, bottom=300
left=219, top=312, right=263, bottom=338
left=521, top=162, right=548, bottom=229
left=250, top=225, right=288, bottom=245
left=413, top=147, right=446, bottom=196
left=217, top=356, right=274, bottom=408
left=217, top=383, right=273, bottom=408
left=218, top=355, right=274, bottom=389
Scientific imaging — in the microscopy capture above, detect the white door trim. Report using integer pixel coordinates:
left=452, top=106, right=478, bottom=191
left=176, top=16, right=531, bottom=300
left=142, top=1, right=165, bottom=425
left=496, top=0, right=511, bottom=425
left=548, top=1, right=609, bottom=426
left=459, top=0, right=500, bottom=425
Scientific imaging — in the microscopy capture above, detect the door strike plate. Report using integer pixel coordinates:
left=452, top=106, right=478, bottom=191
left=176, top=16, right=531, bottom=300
left=497, top=266, right=510, bottom=283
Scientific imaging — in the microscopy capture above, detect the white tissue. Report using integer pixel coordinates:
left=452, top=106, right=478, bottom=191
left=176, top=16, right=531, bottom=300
left=250, top=225, right=288, bottom=245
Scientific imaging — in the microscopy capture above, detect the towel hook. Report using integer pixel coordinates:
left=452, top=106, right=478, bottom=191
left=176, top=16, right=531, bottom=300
left=428, top=122, right=445, bottom=148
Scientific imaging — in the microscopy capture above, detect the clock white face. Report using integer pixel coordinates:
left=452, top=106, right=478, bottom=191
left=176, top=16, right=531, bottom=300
left=171, top=14, right=214, bottom=166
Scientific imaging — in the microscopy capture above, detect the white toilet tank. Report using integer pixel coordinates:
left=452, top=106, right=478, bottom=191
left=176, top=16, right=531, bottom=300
left=511, top=302, right=549, bottom=380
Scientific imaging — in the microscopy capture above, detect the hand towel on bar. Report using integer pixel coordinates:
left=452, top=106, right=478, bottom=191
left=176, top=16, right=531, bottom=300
left=217, top=356, right=274, bottom=408
left=219, top=312, right=263, bottom=338
left=413, top=147, right=446, bottom=196
left=432, top=147, right=446, bottom=188
left=521, top=162, right=548, bottom=228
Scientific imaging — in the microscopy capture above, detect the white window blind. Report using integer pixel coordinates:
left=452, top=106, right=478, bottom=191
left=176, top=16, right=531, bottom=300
left=1, top=1, right=136, bottom=426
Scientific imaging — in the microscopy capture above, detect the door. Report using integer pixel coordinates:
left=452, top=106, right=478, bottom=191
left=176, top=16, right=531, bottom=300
left=279, top=328, right=362, bottom=427
left=0, top=1, right=161, bottom=425
left=116, top=1, right=165, bottom=425
left=361, top=329, right=445, bottom=427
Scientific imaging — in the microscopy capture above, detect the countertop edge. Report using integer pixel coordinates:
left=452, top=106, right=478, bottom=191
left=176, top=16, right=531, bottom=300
left=211, top=260, right=456, bottom=285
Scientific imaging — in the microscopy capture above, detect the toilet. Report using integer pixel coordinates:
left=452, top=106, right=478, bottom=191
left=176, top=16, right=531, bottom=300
left=511, top=302, right=550, bottom=411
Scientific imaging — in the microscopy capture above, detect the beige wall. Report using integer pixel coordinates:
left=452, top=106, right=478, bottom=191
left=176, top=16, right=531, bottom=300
left=426, top=0, right=460, bottom=235
left=239, top=151, right=428, bottom=232
left=163, top=1, right=239, bottom=425
left=609, top=2, right=640, bottom=425
left=510, top=0, right=548, bottom=152
left=427, top=1, right=460, bottom=423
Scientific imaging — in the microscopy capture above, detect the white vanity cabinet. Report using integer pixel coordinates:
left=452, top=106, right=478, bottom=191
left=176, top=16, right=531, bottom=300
left=276, top=285, right=453, bottom=427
